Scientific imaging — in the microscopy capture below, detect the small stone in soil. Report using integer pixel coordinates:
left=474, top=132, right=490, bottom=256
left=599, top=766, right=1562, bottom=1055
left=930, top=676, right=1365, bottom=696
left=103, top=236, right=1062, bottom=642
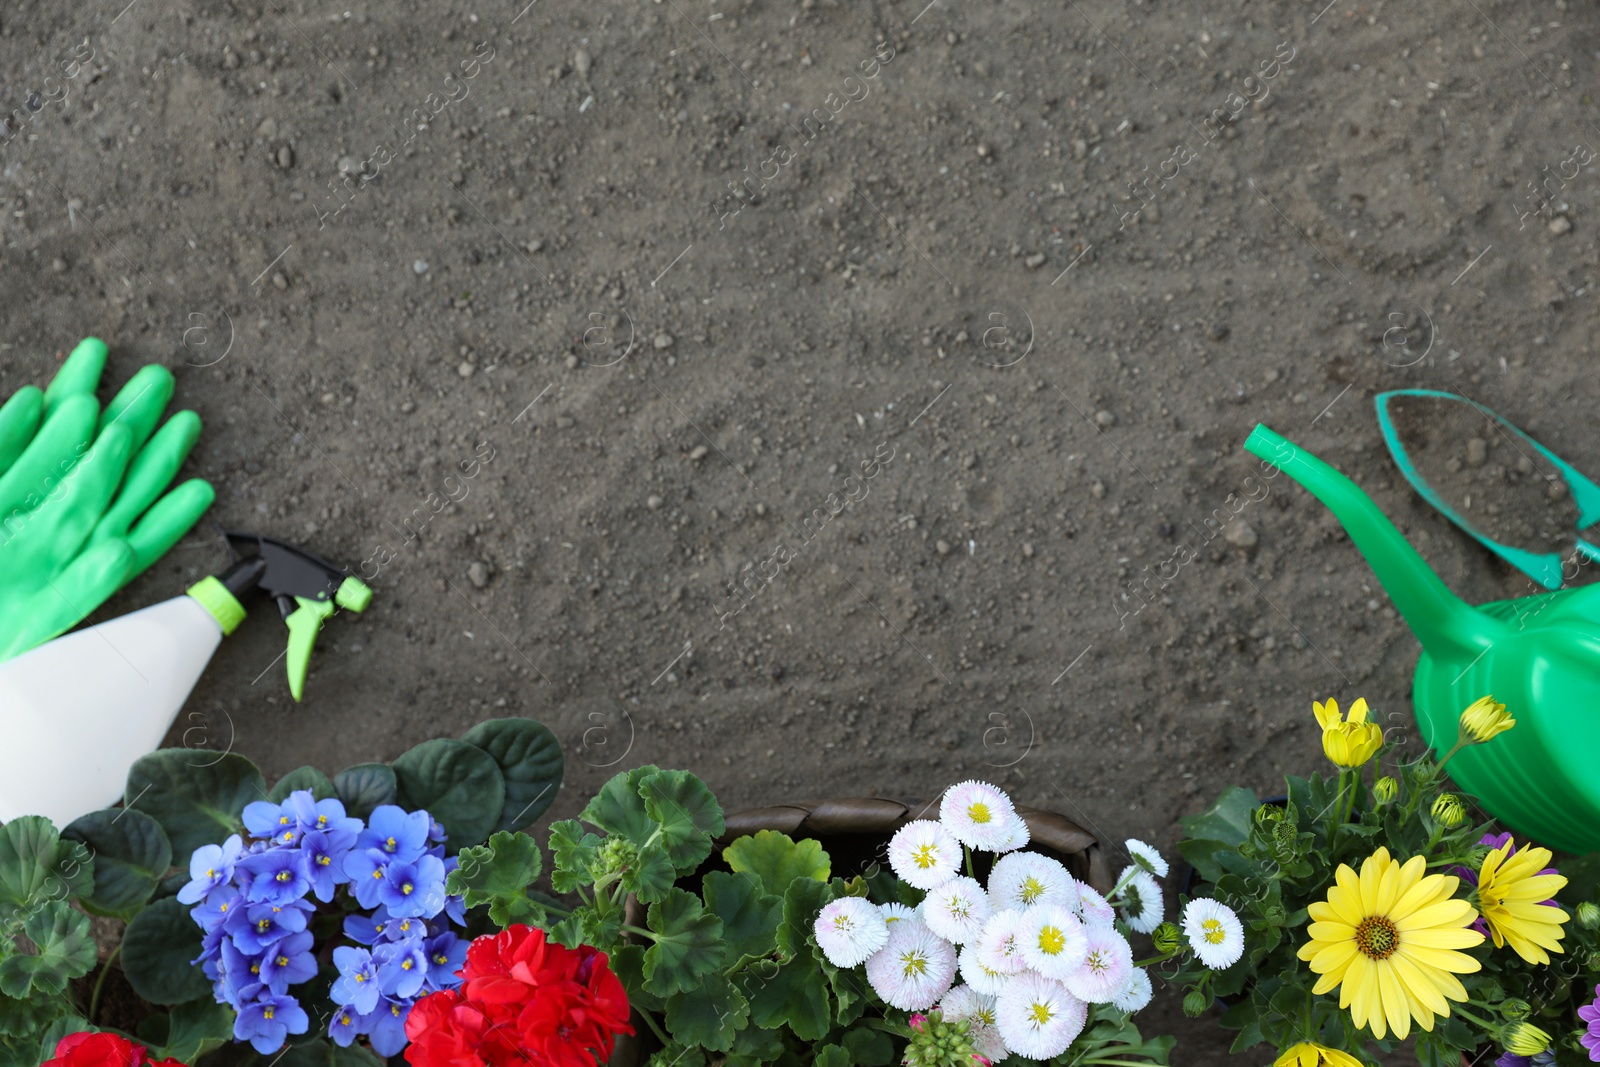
left=1223, top=519, right=1258, bottom=548
left=936, top=540, right=951, bottom=556
left=458, top=361, right=475, bottom=378
left=1094, top=410, right=1116, bottom=427
left=654, top=333, right=674, bottom=349
left=401, top=401, right=416, bottom=413
left=1024, top=253, right=1046, bottom=269
left=1465, top=438, right=1488, bottom=467
left=413, top=260, right=429, bottom=274
left=688, top=445, right=709, bottom=460
left=468, top=562, right=489, bottom=588
left=1549, top=216, right=1573, bottom=235
left=647, top=495, right=664, bottom=510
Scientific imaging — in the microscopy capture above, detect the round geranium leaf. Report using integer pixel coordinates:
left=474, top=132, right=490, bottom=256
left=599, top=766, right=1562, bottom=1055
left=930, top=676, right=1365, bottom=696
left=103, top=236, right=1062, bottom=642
left=391, top=739, right=505, bottom=851
left=121, top=895, right=211, bottom=1004
left=0, top=900, right=95, bottom=997
left=333, top=763, right=397, bottom=820
left=268, top=766, right=337, bottom=803
left=61, top=808, right=172, bottom=920
left=0, top=816, right=93, bottom=916
left=460, top=718, right=564, bottom=832
left=723, top=830, right=830, bottom=899
left=639, top=770, right=724, bottom=873
left=124, top=750, right=265, bottom=858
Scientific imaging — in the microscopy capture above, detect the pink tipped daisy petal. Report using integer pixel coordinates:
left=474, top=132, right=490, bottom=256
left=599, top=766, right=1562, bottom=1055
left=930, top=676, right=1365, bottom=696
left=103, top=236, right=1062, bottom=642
left=957, top=941, right=1011, bottom=996
left=1018, top=905, right=1088, bottom=980
left=1074, top=885, right=1117, bottom=927
left=814, top=896, right=889, bottom=967
left=988, top=852, right=1078, bottom=913
left=923, top=876, right=993, bottom=946
left=889, top=820, right=962, bottom=891
left=974, top=909, right=1030, bottom=975
left=865, top=921, right=958, bottom=1011
left=940, top=781, right=1018, bottom=852
left=1064, top=924, right=1134, bottom=1004
left=996, top=972, right=1087, bottom=1060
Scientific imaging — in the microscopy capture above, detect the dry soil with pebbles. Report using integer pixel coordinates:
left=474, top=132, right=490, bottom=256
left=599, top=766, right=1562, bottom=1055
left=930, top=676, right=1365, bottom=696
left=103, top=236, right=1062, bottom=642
left=3, top=0, right=1598, bottom=1060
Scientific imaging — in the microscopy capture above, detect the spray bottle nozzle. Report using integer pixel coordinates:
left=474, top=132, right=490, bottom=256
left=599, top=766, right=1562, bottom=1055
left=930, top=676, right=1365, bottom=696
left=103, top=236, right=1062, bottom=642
left=200, top=532, right=372, bottom=701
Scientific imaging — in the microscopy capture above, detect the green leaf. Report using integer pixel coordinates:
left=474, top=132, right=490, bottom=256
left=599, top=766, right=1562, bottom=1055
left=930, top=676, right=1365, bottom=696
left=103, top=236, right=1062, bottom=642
left=332, top=1040, right=386, bottom=1067
left=725, top=1025, right=786, bottom=1067
left=702, top=871, right=780, bottom=961
left=663, top=974, right=747, bottom=1052
left=391, top=739, right=506, bottom=852
left=839, top=1026, right=895, bottom=1066
left=625, top=843, right=678, bottom=904
left=271, top=1040, right=334, bottom=1067
left=746, top=949, right=832, bottom=1040
left=643, top=888, right=725, bottom=997
left=121, top=895, right=211, bottom=1004
left=608, top=945, right=662, bottom=1012
left=579, top=766, right=658, bottom=845
left=124, top=750, right=266, bottom=857
left=813, top=1045, right=850, bottom=1067
left=777, top=877, right=833, bottom=959
left=61, top=808, right=172, bottom=920
left=639, top=770, right=724, bottom=872
left=0, top=817, right=93, bottom=917
left=723, top=830, right=830, bottom=899
left=547, top=820, right=602, bottom=893
left=332, top=763, right=397, bottom=820
left=1178, top=786, right=1260, bottom=884
left=447, top=832, right=546, bottom=926
left=460, top=718, right=565, bottom=832
left=268, top=766, right=337, bottom=803
left=0, top=992, right=59, bottom=1039
left=153, top=999, right=235, bottom=1064
left=0, top=902, right=94, bottom=997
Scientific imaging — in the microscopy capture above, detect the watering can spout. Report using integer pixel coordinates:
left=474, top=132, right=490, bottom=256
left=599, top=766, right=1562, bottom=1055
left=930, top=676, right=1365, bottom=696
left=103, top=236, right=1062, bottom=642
left=1245, top=424, right=1504, bottom=661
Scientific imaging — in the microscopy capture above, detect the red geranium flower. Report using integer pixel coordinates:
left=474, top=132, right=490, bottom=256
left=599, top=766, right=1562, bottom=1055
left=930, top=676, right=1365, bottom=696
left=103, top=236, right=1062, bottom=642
left=404, top=926, right=632, bottom=1067
left=41, top=1032, right=188, bottom=1067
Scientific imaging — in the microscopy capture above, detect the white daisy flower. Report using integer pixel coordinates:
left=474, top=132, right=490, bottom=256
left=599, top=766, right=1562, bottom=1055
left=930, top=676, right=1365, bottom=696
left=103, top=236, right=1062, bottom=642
left=1018, top=904, right=1088, bottom=980
left=813, top=896, right=889, bottom=967
left=939, top=985, right=1008, bottom=1063
left=1124, top=838, right=1169, bottom=878
left=940, top=781, right=1018, bottom=851
left=1181, top=897, right=1244, bottom=970
left=1109, top=966, right=1153, bottom=1013
left=865, top=920, right=958, bottom=1011
left=1074, top=884, right=1117, bottom=927
left=1064, top=924, right=1134, bottom=1004
left=988, top=852, right=1078, bottom=913
left=993, top=813, right=1031, bottom=854
left=888, top=820, right=962, bottom=891
left=974, top=909, right=1030, bottom=976
left=879, top=901, right=917, bottom=928
left=1116, top=868, right=1164, bottom=934
left=995, top=971, right=1087, bottom=1060
left=922, top=876, right=993, bottom=945
left=957, top=940, right=1011, bottom=996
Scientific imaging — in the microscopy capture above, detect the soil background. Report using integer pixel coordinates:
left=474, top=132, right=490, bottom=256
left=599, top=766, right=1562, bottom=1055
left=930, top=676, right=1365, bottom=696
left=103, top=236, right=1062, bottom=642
left=3, top=0, right=1598, bottom=1061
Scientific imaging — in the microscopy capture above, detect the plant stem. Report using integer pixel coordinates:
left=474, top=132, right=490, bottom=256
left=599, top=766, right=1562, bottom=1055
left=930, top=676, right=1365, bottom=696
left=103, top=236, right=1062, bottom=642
left=621, top=924, right=659, bottom=941
left=637, top=1009, right=672, bottom=1047
left=89, top=940, right=123, bottom=1026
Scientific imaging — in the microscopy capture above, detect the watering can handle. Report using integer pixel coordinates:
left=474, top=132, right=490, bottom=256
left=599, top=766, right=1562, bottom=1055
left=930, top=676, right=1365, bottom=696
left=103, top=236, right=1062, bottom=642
left=1245, top=424, right=1504, bottom=661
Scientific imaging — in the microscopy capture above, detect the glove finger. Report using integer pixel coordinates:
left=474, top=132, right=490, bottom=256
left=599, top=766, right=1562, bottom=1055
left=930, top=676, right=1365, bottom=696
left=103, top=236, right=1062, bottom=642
left=0, top=538, right=136, bottom=663
left=41, top=338, right=109, bottom=417
left=0, top=393, right=97, bottom=519
left=122, top=478, right=215, bottom=581
left=0, top=386, right=43, bottom=478
left=94, top=410, right=203, bottom=540
left=98, top=363, right=175, bottom=455
left=32, top=422, right=134, bottom=566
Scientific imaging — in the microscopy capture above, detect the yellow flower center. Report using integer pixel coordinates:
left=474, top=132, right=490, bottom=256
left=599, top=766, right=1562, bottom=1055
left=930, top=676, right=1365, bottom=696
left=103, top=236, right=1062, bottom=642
left=1037, top=925, right=1066, bottom=956
left=1020, top=876, right=1045, bottom=904
left=372, top=869, right=383, bottom=879
left=1084, top=949, right=1111, bottom=973
left=391, top=1004, right=402, bottom=1017
left=263, top=1007, right=275, bottom=1020
left=276, top=955, right=288, bottom=966
left=911, top=844, right=940, bottom=869
left=317, top=815, right=328, bottom=826
left=281, top=831, right=294, bottom=843
left=386, top=836, right=398, bottom=851
left=275, top=870, right=292, bottom=882
left=968, top=802, right=992, bottom=824
left=1201, top=918, right=1227, bottom=945
left=1028, top=1002, right=1054, bottom=1025
left=900, top=951, right=929, bottom=978
left=402, top=882, right=414, bottom=895
left=257, top=919, right=271, bottom=932
left=977, top=1008, right=995, bottom=1025
left=278, top=816, right=290, bottom=825
left=434, top=954, right=449, bottom=964
left=1354, top=915, right=1399, bottom=960
left=318, top=856, right=331, bottom=866
left=206, top=867, right=216, bottom=878
left=402, top=959, right=413, bottom=970
left=251, top=963, right=260, bottom=974
left=338, top=1015, right=351, bottom=1027
left=355, top=973, right=366, bottom=983
left=832, top=916, right=853, bottom=932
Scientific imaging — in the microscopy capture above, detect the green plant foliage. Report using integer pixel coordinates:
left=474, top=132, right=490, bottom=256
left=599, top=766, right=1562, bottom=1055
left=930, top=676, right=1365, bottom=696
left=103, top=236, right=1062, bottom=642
left=546, top=820, right=602, bottom=893
left=154, top=999, right=237, bottom=1064
left=124, top=750, right=265, bottom=856
left=0, top=817, right=93, bottom=921
left=61, top=809, right=171, bottom=920
left=724, top=830, right=830, bottom=899
left=663, top=975, right=746, bottom=1051
left=745, top=949, right=832, bottom=1040
left=812, top=1044, right=851, bottom=1067
left=0, top=902, right=94, bottom=998
left=331, top=762, right=397, bottom=819
left=642, top=889, right=725, bottom=997
left=460, top=718, right=565, bottom=832
left=121, top=895, right=212, bottom=1005
left=701, top=871, right=780, bottom=962
left=391, top=739, right=505, bottom=852
left=267, top=766, right=337, bottom=803
left=447, top=831, right=547, bottom=926
left=578, top=765, right=658, bottom=845
left=639, top=770, right=724, bottom=870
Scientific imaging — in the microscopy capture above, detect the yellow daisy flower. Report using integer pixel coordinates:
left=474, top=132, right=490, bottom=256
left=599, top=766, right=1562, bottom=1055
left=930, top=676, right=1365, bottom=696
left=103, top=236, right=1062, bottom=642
left=1458, top=695, right=1514, bottom=744
left=1313, top=698, right=1383, bottom=769
left=1296, top=846, right=1484, bottom=1041
left=1274, top=1041, right=1366, bottom=1067
left=1475, top=840, right=1569, bottom=965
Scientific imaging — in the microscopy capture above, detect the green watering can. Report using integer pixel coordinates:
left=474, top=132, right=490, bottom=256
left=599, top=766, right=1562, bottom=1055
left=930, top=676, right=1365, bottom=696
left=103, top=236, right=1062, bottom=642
left=1246, top=424, right=1600, bottom=854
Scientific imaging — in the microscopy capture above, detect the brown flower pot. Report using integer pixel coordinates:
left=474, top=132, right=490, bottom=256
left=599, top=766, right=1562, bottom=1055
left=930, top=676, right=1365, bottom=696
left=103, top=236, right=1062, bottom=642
left=606, top=796, right=1109, bottom=1066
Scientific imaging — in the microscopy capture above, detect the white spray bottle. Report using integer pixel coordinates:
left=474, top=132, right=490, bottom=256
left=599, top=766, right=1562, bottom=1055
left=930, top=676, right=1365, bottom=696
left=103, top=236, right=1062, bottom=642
left=0, top=532, right=371, bottom=827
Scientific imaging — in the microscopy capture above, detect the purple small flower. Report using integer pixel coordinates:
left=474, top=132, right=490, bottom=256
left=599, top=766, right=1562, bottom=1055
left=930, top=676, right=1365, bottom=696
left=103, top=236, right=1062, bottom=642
left=301, top=828, right=357, bottom=902
left=231, top=900, right=311, bottom=954
left=286, top=791, right=363, bottom=836
left=216, top=940, right=262, bottom=1007
left=331, top=945, right=382, bottom=1015
left=258, top=929, right=317, bottom=994
left=342, top=847, right=393, bottom=909
left=191, top=886, right=243, bottom=933
left=343, top=909, right=391, bottom=945
left=377, top=854, right=446, bottom=919
left=374, top=937, right=428, bottom=999
left=358, top=806, right=430, bottom=863
left=328, top=1005, right=362, bottom=1047
left=238, top=848, right=312, bottom=905
left=178, top=835, right=244, bottom=904
left=235, top=991, right=309, bottom=1055
left=364, top=997, right=413, bottom=1058
left=426, top=816, right=448, bottom=845
left=243, top=800, right=304, bottom=847
left=1577, top=982, right=1600, bottom=1061
left=423, top=931, right=467, bottom=991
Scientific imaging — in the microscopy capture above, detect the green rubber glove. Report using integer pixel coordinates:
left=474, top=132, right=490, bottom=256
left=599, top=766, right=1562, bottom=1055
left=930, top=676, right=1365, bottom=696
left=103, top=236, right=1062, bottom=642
left=0, top=338, right=215, bottom=662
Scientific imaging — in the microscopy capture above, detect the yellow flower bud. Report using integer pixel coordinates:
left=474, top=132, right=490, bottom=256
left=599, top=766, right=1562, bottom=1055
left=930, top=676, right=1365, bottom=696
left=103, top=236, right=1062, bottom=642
left=1314, top=698, right=1383, bottom=769
left=1373, top=776, right=1398, bottom=804
left=1432, top=793, right=1466, bottom=828
left=1502, top=1022, right=1551, bottom=1056
left=1458, top=695, right=1514, bottom=745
